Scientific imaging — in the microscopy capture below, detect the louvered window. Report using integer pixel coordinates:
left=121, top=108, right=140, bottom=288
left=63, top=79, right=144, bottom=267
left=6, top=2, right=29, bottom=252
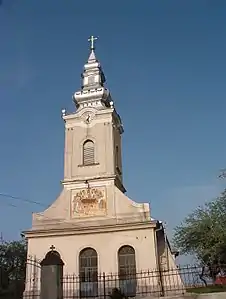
left=83, top=140, right=95, bottom=165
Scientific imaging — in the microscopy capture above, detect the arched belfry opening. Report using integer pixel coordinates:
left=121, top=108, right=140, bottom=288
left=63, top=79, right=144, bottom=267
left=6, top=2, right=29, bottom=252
left=79, top=247, right=98, bottom=297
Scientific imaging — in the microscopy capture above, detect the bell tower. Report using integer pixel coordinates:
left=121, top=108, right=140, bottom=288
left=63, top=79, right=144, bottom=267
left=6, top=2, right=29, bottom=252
left=29, top=36, right=150, bottom=231
left=62, top=36, right=125, bottom=194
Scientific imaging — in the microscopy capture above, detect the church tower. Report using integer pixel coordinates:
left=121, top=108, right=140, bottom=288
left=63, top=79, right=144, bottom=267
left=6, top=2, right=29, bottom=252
left=28, top=36, right=151, bottom=225
left=63, top=35, right=125, bottom=196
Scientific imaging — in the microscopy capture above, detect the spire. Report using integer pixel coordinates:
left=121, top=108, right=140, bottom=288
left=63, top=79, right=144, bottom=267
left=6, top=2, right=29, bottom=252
left=87, top=36, right=98, bottom=63
left=81, top=35, right=106, bottom=90
left=88, top=49, right=97, bottom=62
left=73, top=36, right=111, bottom=110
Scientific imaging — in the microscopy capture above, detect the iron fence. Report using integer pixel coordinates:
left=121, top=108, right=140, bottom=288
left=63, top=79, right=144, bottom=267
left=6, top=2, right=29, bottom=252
left=61, top=265, right=226, bottom=298
left=1, top=264, right=226, bottom=299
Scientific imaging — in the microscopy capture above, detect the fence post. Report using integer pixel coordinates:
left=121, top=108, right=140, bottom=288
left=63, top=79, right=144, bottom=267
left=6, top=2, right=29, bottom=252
left=40, top=251, right=64, bottom=299
left=103, top=272, right=106, bottom=299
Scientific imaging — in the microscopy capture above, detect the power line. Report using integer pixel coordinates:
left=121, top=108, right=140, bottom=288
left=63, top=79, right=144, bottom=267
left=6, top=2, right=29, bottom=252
left=0, top=191, right=71, bottom=215
left=0, top=189, right=101, bottom=236
left=0, top=193, right=46, bottom=207
left=0, top=191, right=151, bottom=230
left=0, top=200, right=17, bottom=208
left=0, top=191, right=71, bottom=222
left=0, top=196, right=84, bottom=231
left=0, top=193, right=59, bottom=233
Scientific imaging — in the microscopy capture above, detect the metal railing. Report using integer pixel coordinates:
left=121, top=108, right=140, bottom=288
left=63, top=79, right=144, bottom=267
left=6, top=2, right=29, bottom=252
left=1, top=262, right=226, bottom=299
left=22, top=264, right=226, bottom=299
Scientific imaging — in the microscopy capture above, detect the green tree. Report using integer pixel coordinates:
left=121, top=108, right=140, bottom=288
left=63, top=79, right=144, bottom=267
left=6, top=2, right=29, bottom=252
left=173, top=189, right=226, bottom=267
left=0, top=238, right=27, bottom=282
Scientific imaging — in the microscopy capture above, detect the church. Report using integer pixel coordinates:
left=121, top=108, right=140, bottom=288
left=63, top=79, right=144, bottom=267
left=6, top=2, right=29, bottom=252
left=24, top=37, right=182, bottom=297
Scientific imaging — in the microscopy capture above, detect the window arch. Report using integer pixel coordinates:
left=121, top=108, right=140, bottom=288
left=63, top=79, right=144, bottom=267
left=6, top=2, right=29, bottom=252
left=79, top=247, right=98, bottom=297
left=83, top=140, right=95, bottom=165
left=118, top=246, right=137, bottom=297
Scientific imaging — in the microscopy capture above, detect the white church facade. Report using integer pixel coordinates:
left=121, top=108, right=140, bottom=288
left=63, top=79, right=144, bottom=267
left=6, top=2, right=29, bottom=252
left=24, top=37, right=182, bottom=297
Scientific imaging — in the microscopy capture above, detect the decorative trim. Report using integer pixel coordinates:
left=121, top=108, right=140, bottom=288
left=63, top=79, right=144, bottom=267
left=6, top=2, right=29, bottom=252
left=78, top=162, right=99, bottom=167
left=24, top=221, right=158, bottom=239
left=61, top=174, right=116, bottom=184
left=115, top=176, right=126, bottom=193
left=116, top=166, right=122, bottom=175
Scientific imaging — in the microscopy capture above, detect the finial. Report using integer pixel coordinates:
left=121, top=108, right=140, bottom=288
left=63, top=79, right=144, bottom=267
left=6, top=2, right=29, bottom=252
left=61, top=108, right=66, bottom=117
left=88, top=35, right=98, bottom=51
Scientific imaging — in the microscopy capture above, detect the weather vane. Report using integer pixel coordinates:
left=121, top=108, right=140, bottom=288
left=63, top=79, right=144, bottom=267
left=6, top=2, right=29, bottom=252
left=88, top=35, right=98, bottom=50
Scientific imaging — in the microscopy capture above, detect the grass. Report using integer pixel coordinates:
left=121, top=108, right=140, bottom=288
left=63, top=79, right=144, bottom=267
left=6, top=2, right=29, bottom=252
left=186, top=285, right=226, bottom=294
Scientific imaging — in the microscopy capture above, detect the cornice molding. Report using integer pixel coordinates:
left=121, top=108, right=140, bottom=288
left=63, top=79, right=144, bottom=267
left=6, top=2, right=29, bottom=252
left=24, top=220, right=157, bottom=239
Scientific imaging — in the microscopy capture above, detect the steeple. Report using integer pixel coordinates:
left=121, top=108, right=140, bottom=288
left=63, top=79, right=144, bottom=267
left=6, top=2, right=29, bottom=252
left=73, top=36, right=112, bottom=110
left=64, top=36, right=124, bottom=193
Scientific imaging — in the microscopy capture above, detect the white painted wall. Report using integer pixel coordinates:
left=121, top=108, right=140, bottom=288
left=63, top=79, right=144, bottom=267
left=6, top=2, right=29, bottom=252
left=27, top=227, right=158, bottom=275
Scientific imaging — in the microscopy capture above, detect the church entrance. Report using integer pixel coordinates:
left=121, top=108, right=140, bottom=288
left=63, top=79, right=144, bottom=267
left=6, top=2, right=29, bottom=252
left=79, top=248, right=98, bottom=297
left=118, top=246, right=137, bottom=297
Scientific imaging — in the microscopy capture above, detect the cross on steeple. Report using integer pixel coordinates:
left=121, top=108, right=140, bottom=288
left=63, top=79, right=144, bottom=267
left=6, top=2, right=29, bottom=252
left=88, top=35, right=98, bottom=50
left=50, top=245, right=55, bottom=251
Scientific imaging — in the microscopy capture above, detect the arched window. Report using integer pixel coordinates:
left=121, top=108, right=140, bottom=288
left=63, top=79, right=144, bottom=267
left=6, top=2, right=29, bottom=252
left=79, top=248, right=98, bottom=297
left=83, top=140, right=95, bottom=165
left=118, top=246, right=137, bottom=297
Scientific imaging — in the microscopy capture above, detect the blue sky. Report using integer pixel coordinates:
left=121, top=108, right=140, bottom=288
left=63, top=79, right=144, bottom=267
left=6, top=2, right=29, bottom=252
left=0, top=0, right=226, bottom=257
